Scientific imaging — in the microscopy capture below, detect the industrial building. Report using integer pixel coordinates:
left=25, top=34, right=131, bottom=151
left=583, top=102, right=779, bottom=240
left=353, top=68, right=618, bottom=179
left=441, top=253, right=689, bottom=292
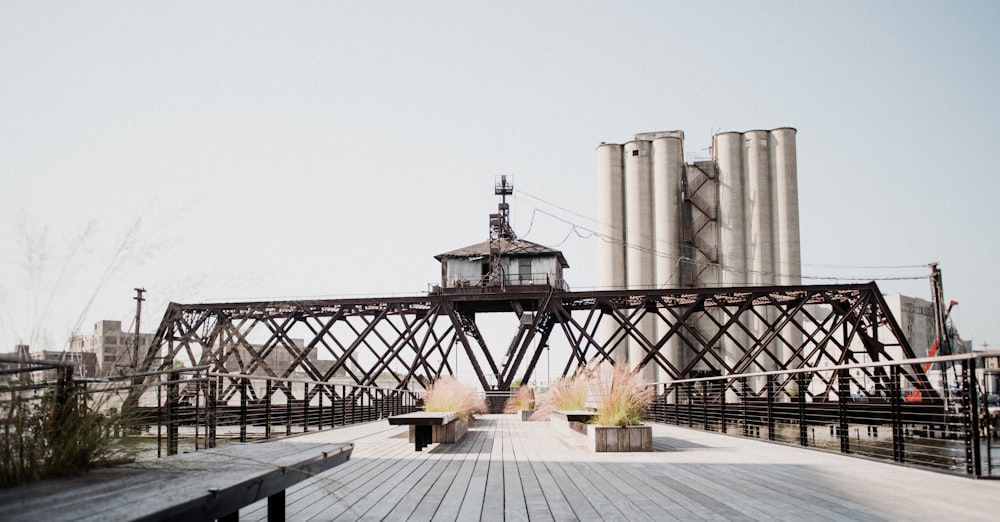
left=597, top=128, right=800, bottom=291
left=67, top=320, right=155, bottom=376
left=597, top=128, right=802, bottom=381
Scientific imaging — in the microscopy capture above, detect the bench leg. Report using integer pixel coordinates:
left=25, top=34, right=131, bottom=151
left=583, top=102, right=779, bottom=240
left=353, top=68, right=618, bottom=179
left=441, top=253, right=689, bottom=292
left=415, top=425, right=431, bottom=451
left=268, top=490, right=285, bottom=521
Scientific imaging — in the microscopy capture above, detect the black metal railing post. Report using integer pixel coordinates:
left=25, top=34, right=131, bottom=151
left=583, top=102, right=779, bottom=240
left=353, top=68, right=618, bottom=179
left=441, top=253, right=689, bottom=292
left=798, top=372, right=807, bottom=447
left=156, top=380, right=163, bottom=458
left=54, top=365, right=75, bottom=429
left=303, top=383, right=309, bottom=433
left=963, top=358, right=982, bottom=476
left=838, top=370, right=850, bottom=454
left=890, top=366, right=904, bottom=463
left=741, top=377, right=749, bottom=437
left=265, top=379, right=272, bottom=440
left=766, top=374, right=775, bottom=441
left=285, top=384, right=292, bottom=436
left=318, top=384, right=324, bottom=430
left=208, top=377, right=218, bottom=449
left=193, top=375, right=201, bottom=451
left=239, top=377, right=248, bottom=443
left=167, top=370, right=180, bottom=455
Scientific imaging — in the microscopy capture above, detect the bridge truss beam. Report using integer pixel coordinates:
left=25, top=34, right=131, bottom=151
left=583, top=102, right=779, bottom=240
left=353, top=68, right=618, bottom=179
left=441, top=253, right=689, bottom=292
left=138, top=283, right=929, bottom=400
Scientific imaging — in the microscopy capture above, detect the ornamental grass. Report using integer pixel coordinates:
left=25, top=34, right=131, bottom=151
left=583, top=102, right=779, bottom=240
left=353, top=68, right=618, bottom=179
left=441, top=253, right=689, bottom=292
left=530, top=375, right=589, bottom=420
left=422, top=376, right=488, bottom=423
left=502, top=386, right=534, bottom=414
left=590, top=363, right=654, bottom=427
left=1, top=392, right=132, bottom=488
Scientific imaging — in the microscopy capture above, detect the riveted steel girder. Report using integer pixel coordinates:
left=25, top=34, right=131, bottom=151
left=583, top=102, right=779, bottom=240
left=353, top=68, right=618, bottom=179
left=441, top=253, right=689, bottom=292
left=134, top=283, right=928, bottom=399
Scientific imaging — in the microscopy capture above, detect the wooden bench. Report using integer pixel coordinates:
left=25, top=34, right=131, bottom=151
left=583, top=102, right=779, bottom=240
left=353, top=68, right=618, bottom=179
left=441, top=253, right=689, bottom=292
left=388, top=411, right=464, bottom=451
left=0, top=440, right=353, bottom=522
left=551, top=409, right=598, bottom=435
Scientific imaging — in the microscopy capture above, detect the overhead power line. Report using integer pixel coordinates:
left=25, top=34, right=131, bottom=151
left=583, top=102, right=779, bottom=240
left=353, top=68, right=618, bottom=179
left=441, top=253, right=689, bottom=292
left=514, top=193, right=927, bottom=284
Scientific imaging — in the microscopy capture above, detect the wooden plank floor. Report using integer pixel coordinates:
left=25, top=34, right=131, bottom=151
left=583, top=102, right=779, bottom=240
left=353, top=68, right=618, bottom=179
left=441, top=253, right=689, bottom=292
left=239, top=414, right=1000, bottom=521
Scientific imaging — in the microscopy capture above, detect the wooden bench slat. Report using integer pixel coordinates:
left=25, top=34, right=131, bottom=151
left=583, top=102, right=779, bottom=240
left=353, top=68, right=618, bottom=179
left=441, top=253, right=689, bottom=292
left=387, top=411, right=458, bottom=425
left=0, top=441, right=352, bottom=522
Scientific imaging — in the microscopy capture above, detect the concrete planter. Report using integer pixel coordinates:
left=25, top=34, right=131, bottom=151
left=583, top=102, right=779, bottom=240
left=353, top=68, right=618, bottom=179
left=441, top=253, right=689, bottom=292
left=588, top=424, right=653, bottom=452
left=519, top=410, right=535, bottom=421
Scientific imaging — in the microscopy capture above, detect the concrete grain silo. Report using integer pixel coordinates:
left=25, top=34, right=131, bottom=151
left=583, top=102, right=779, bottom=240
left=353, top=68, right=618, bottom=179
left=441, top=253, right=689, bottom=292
left=770, top=128, right=801, bottom=285
left=596, top=127, right=801, bottom=381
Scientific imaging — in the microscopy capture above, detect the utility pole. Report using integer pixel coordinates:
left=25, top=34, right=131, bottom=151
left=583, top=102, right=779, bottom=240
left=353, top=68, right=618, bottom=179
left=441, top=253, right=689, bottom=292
left=133, top=287, right=146, bottom=375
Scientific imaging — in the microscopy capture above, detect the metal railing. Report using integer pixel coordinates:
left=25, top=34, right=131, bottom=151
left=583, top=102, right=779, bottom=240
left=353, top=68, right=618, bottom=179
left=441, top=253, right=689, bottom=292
left=1, top=356, right=421, bottom=459
left=202, top=373, right=421, bottom=447
left=647, top=352, right=1000, bottom=478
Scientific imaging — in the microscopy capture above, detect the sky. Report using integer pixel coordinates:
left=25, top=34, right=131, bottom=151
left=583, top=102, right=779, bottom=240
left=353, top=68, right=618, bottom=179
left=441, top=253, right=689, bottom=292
left=1, top=1, right=999, bottom=357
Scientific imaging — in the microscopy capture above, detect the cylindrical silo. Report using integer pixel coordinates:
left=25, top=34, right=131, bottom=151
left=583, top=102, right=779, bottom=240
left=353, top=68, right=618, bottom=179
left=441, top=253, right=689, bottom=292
left=597, top=144, right=627, bottom=291
left=714, top=131, right=749, bottom=384
left=652, top=137, right=683, bottom=288
left=624, top=140, right=656, bottom=379
left=597, top=143, right=628, bottom=365
left=770, top=128, right=801, bottom=387
left=770, top=128, right=800, bottom=285
left=743, top=130, right=775, bottom=286
left=743, top=130, right=777, bottom=378
left=652, top=136, right=683, bottom=383
left=715, top=132, right=747, bottom=287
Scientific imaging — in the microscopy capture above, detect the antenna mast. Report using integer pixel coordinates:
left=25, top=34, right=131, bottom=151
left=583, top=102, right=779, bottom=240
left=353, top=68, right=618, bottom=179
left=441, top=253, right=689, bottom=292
left=487, top=175, right=515, bottom=290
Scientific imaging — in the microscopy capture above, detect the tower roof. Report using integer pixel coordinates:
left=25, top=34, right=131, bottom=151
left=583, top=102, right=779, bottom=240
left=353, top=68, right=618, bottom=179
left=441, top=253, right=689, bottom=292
left=435, top=238, right=569, bottom=268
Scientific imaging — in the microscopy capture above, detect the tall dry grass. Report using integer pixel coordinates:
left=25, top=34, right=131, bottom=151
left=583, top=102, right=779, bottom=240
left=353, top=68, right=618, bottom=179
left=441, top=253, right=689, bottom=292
left=422, top=376, right=488, bottom=423
left=1, top=392, right=131, bottom=488
left=530, top=376, right=589, bottom=420
left=502, top=386, right=534, bottom=414
left=590, top=363, right=654, bottom=427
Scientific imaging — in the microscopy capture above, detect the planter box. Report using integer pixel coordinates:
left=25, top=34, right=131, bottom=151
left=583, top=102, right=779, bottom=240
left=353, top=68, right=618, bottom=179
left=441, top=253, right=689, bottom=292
left=407, top=417, right=468, bottom=444
left=519, top=409, right=536, bottom=421
left=588, top=424, right=652, bottom=452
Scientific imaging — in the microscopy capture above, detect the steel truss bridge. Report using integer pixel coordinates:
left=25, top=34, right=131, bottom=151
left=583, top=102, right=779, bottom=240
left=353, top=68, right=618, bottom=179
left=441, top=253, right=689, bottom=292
left=136, top=282, right=934, bottom=404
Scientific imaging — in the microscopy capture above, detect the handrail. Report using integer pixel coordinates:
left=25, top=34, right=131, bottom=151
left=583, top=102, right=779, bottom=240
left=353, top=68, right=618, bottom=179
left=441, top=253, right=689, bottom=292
left=208, top=372, right=426, bottom=396
left=648, top=351, right=1000, bottom=387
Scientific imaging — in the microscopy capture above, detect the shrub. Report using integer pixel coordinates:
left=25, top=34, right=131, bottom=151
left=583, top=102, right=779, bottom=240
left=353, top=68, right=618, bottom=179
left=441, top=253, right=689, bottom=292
left=530, top=376, right=588, bottom=420
left=422, top=376, right=487, bottom=423
left=503, top=386, right=534, bottom=414
left=1, top=391, right=131, bottom=488
left=590, top=363, right=654, bottom=427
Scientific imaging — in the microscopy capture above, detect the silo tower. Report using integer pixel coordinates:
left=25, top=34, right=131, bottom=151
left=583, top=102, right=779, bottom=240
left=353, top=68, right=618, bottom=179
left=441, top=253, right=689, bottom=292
left=597, top=128, right=802, bottom=381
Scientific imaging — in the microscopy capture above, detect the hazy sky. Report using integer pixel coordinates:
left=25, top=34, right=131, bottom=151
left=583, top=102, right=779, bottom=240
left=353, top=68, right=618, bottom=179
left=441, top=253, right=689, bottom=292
left=2, top=1, right=998, bottom=354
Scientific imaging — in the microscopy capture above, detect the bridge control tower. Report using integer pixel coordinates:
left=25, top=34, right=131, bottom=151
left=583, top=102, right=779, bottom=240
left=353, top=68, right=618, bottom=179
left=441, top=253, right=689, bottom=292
left=432, top=176, right=569, bottom=294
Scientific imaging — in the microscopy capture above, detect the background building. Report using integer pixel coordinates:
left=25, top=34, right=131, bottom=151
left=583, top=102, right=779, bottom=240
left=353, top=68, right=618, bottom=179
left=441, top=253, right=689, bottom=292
left=68, top=320, right=154, bottom=376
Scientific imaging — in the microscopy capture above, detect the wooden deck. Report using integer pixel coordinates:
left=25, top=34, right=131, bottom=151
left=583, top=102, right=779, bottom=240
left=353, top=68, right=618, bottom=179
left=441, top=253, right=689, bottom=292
left=238, top=414, right=999, bottom=521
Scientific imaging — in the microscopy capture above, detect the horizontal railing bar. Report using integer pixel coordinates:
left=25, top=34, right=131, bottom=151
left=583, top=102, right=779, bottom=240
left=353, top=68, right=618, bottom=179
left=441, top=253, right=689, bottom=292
left=649, top=351, right=1000, bottom=387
